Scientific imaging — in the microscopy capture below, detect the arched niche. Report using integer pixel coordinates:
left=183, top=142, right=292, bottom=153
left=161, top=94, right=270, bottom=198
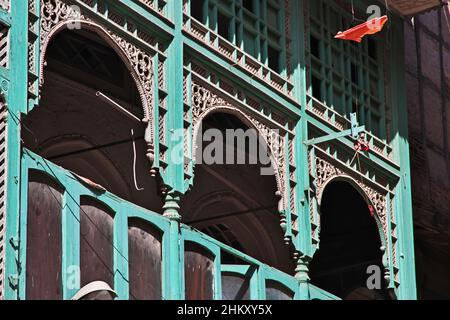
left=316, top=175, right=388, bottom=249
left=23, top=23, right=163, bottom=213
left=38, top=7, right=153, bottom=135
left=26, top=170, right=65, bottom=300
left=184, top=241, right=215, bottom=300
left=181, top=111, right=295, bottom=275
left=127, top=218, right=163, bottom=300
left=79, top=196, right=115, bottom=288
left=309, top=178, right=391, bottom=300
left=191, top=106, right=286, bottom=211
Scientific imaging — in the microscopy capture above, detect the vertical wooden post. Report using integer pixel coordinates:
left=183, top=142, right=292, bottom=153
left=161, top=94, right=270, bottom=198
left=163, top=192, right=182, bottom=300
left=4, top=0, right=27, bottom=300
left=390, top=16, right=417, bottom=300
left=295, top=256, right=311, bottom=300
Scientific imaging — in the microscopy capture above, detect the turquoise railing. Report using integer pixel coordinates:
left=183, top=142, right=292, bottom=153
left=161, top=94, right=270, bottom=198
left=17, top=149, right=339, bottom=300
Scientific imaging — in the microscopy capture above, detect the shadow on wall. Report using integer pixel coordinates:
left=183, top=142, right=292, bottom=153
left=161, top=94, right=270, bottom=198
left=22, top=29, right=163, bottom=213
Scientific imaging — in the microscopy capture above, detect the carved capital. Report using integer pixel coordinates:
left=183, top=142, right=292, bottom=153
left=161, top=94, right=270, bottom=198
left=295, top=255, right=312, bottom=283
left=163, top=192, right=181, bottom=221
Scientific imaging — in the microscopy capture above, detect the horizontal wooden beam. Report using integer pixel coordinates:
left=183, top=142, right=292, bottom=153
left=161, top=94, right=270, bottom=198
left=381, top=0, right=443, bottom=16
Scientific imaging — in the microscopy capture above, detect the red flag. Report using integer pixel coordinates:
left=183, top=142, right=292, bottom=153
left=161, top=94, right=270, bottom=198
left=335, top=15, right=388, bottom=43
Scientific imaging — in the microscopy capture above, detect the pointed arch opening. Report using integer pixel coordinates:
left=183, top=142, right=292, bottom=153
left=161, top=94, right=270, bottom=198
left=181, top=111, right=294, bottom=275
left=22, top=27, right=162, bottom=213
left=309, top=179, right=391, bottom=300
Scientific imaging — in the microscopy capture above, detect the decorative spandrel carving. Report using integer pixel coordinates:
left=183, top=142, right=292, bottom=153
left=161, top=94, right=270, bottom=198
left=38, top=0, right=155, bottom=154
left=312, top=152, right=389, bottom=243
left=192, top=84, right=230, bottom=123
left=108, top=33, right=154, bottom=131
left=0, top=98, right=7, bottom=300
left=310, top=150, right=400, bottom=284
left=191, top=82, right=288, bottom=212
left=0, top=0, right=9, bottom=11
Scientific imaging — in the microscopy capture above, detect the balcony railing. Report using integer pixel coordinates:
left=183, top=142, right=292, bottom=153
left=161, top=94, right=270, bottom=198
left=182, top=14, right=295, bottom=100
left=307, top=95, right=394, bottom=163
left=17, top=149, right=339, bottom=300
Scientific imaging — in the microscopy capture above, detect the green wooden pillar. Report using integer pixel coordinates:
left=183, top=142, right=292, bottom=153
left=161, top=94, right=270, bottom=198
left=162, top=0, right=185, bottom=301
left=295, top=256, right=312, bottom=300
left=390, top=16, right=417, bottom=300
left=61, top=187, right=81, bottom=300
left=291, top=0, right=313, bottom=299
left=163, top=0, right=185, bottom=195
left=4, top=0, right=28, bottom=300
left=163, top=192, right=182, bottom=300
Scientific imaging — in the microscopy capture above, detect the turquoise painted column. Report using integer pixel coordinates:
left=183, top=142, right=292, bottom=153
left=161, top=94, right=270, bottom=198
left=61, top=188, right=81, bottom=300
left=160, top=0, right=185, bottom=301
left=4, top=0, right=28, bottom=300
left=113, top=208, right=129, bottom=300
left=163, top=0, right=185, bottom=194
left=295, top=256, right=311, bottom=300
left=163, top=192, right=182, bottom=300
left=390, top=17, right=417, bottom=300
left=292, top=0, right=313, bottom=300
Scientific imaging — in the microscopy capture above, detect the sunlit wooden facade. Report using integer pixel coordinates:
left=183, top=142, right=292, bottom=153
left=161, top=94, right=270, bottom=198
left=0, top=0, right=432, bottom=300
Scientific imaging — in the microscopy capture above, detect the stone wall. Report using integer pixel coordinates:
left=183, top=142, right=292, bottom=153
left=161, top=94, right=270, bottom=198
left=404, top=3, right=450, bottom=299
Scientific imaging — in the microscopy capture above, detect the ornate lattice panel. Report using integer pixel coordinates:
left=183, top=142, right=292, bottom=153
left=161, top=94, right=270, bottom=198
left=0, top=99, right=7, bottom=299
left=184, top=58, right=299, bottom=251
left=0, top=0, right=9, bottom=12
left=309, top=147, right=400, bottom=286
left=28, top=0, right=40, bottom=101
left=0, top=23, right=9, bottom=69
left=137, top=0, right=167, bottom=17
left=33, top=0, right=170, bottom=171
left=305, top=0, right=394, bottom=162
left=182, top=0, right=295, bottom=99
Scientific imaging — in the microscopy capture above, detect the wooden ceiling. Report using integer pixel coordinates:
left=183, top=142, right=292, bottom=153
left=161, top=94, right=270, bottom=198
left=382, top=0, right=443, bottom=16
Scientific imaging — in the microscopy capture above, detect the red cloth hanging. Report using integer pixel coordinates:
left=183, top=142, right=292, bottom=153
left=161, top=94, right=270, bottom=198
left=368, top=205, right=375, bottom=218
left=335, top=15, right=388, bottom=43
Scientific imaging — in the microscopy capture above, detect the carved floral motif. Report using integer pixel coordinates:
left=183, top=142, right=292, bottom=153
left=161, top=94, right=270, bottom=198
left=0, top=97, right=7, bottom=300
left=191, top=82, right=287, bottom=211
left=311, top=150, right=400, bottom=283
left=312, top=152, right=389, bottom=242
left=38, top=0, right=155, bottom=150
left=0, top=0, right=9, bottom=11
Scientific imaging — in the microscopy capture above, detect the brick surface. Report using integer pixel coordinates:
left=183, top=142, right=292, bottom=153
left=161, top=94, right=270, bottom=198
left=421, top=9, right=440, bottom=35
left=420, top=31, right=441, bottom=89
left=404, top=24, right=418, bottom=75
left=406, top=73, right=422, bottom=134
left=406, top=6, right=450, bottom=299
left=423, top=84, right=444, bottom=147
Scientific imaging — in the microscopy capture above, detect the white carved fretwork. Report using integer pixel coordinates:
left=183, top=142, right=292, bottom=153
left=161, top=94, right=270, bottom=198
left=38, top=0, right=155, bottom=152
left=0, top=97, right=7, bottom=300
left=0, top=0, right=9, bottom=11
left=0, top=23, right=9, bottom=69
left=310, top=147, right=400, bottom=286
left=191, top=82, right=288, bottom=212
left=311, top=152, right=389, bottom=243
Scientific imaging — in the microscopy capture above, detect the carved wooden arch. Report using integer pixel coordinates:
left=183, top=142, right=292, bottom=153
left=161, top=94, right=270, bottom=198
left=317, top=175, right=388, bottom=249
left=191, top=94, right=287, bottom=214
left=38, top=0, right=154, bottom=159
left=314, top=172, right=393, bottom=283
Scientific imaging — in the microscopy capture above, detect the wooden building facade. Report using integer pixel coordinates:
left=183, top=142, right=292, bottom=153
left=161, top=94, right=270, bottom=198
left=0, top=0, right=440, bottom=300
